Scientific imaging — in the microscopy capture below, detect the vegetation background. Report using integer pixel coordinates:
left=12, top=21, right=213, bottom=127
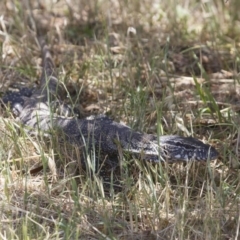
left=0, top=0, right=240, bottom=239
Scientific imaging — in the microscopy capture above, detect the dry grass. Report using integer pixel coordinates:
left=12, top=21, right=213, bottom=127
left=0, top=0, right=240, bottom=239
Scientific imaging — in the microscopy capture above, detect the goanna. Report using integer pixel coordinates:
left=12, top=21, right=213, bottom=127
left=2, top=38, right=219, bottom=171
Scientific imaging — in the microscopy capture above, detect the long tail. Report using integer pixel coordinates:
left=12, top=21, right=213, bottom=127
left=37, top=37, right=61, bottom=100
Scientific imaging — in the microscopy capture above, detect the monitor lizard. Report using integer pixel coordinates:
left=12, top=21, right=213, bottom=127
left=2, top=37, right=219, bottom=174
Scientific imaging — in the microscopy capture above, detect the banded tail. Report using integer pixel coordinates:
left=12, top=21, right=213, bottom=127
left=38, top=37, right=61, bottom=99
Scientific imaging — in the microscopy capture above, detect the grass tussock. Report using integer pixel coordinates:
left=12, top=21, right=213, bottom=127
left=0, top=0, right=240, bottom=239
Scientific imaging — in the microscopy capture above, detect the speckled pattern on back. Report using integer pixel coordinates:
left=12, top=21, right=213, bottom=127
left=2, top=38, right=219, bottom=175
left=2, top=87, right=33, bottom=115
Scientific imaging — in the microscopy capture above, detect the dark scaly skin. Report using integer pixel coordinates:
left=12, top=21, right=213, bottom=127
left=2, top=38, right=219, bottom=168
